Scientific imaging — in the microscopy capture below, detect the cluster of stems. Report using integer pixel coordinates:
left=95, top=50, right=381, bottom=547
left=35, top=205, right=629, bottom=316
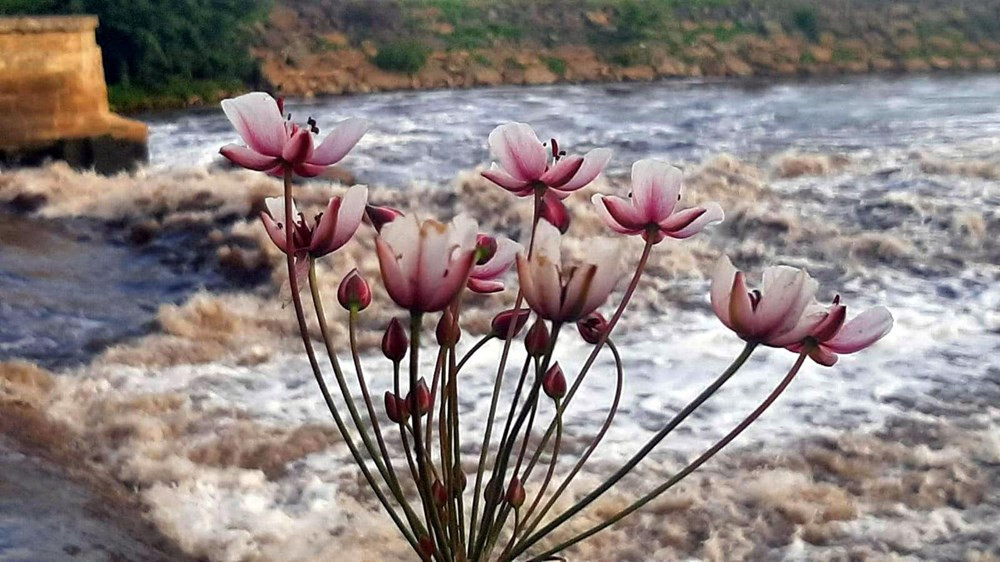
left=278, top=168, right=811, bottom=561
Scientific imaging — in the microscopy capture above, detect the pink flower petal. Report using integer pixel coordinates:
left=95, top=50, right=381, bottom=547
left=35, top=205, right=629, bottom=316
left=754, top=267, right=807, bottom=338
left=601, top=196, right=646, bottom=230
left=312, top=185, right=368, bottom=256
left=424, top=251, right=476, bottom=311
left=376, top=236, right=414, bottom=309
left=292, top=162, right=326, bottom=177
left=310, top=118, right=369, bottom=166
left=825, top=306, right=893, bottom=354
left=631, top=159, right=681, bottom=223
left=728, top=272, right=756, bottom=337
left=489, top=123, right=547, bottom=181
left=579, top=239, right=620, bottom=317
left=472, top=238, right=521, bottom=280
left=592, top=195, right=642, bottom=234
left=482, top=165, right=532, bottom=194
left=809, top=345, right=839, bottom=366
left=221, top=93, right=286, bottom=157
left=220, top=144, right=281, bottom=171
left=555, top=148, right=613, bottom=192
left=330, top=184, right=368, bottom=250
left=560, top=265, right=597, bottom=319
left=259, top=211, right=289, bottom=253
left=539, top=155, right=584, bottom=188
left=468, top=278, right=505, bottom=294
left=710, top=256, right=737, bottom=329
left=662, top=202, right=725, bottom=239
left=282, top=128, right=314, bottom=165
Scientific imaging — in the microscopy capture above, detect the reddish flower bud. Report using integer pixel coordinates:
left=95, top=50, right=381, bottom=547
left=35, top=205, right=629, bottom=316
left=435, top=309, right=461, bottom=347
left=407, top=378, right=431, bottom=416
left=432, top=479, right=448, bottom=505
left=506, top=476, right=525, bottom=508
left=540, top=192, right=570, bottom=234
left=381, top=318, right=408, bottom=362
left=525, top=318, right=550, bottom=357
left=365, top=204, right=404, bottom=232
left=384, top=391, right=409, bottom=423
left=337, top=268, right=371, bottom=311
left=577, top=312, right=609, bottom=345
left=452, top=463, right=467, bottom=493
left=542, top=363, right=566, bottom=400
left=475, top=234, right=498, bottom=265
left=491, top=308, right=531, bottom=340
left=418, top=536, right=435, bottom=560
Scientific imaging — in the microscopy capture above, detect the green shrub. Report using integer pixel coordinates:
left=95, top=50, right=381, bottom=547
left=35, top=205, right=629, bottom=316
left=374, top=40, right=430, bottom=73
left=543, top=56, right=567, bottom=75
left=791, top=6, right=820, bottom=42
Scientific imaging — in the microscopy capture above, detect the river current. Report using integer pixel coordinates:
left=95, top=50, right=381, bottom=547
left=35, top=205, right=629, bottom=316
left=1, top=74, right=999, bottom=560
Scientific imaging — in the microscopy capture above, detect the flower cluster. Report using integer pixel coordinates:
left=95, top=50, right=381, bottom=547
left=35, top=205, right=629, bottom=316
left=220, top=92, right=892, bottom=561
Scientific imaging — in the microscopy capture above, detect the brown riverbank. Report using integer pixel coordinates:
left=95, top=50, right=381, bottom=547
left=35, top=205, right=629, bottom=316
left=257, top=1, right=1000, bottom=97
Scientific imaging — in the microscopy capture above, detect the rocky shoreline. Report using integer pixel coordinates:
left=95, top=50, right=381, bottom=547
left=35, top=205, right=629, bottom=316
left=259, top=3, right=1000, bottom=98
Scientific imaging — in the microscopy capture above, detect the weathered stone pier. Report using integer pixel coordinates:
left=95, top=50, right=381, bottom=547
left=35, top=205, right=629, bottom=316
left=0, top=16, right=147, bottom=174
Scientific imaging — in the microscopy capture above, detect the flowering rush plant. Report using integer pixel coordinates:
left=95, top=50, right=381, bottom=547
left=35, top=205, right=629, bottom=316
left=221, top=92, right=893, bottom=561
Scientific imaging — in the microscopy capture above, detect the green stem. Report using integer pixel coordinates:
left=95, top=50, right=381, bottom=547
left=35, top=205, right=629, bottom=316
left=509, top=342, right=757, bottom=559
left=468, top=188, right=544, bottom=557
left=410, top=313, right=452, bottom=560
left=518, top=239, right=654, bottom=487
left=529, top=351, right=808, bottom=560
left=517, top=340, right=625, bottom=545
left=280, top=169, right=419, bottom=554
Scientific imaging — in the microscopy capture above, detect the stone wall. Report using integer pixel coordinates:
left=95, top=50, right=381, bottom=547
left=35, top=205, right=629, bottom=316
left=0, top=16, right=147, bottom=173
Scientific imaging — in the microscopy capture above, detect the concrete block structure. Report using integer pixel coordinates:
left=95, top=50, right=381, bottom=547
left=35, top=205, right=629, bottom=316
left=0, top=16, right=148, bottom=173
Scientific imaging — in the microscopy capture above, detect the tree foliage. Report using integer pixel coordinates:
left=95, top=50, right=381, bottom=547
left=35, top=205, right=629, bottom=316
left=0, top=0, right=270, bottom=90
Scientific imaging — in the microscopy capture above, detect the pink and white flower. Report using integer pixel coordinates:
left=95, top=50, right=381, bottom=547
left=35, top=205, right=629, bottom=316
left=481, top=122, right=612, bottom=197
left=220, top=92, right=368, bottom=177
left=468, top=234, right=522, bottom=294
left=260, top=185, right=368, bottom=259
left=594, top=159, right=723, bottom=243
left=517, top=221, right=620, bottom=322
left=375, top=214, right=480, bottom=313
left=710, top=256, right=825, bottom=347
left=786, top=296, right=893, bottom=366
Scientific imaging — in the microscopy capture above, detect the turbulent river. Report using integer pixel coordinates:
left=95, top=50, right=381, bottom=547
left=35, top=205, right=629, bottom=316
left=1, top=74, right=998, bottom=560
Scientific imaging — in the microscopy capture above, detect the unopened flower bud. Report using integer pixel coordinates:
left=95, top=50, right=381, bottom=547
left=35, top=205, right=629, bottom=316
left=337, top=269, right=371, bottom=311
left=542, top=363, right=566, bottom=400
left=418, top=536, right=435, bottom=560
left=407, top=378, right=431, bottom=416
left=475, top=234, right=498, bottom=265
left=491, top=308, right=531, bottom=340
left=506, top=476, right=525, bottom=508
left=365, top=204, right=404, bottom=232
left=381, top=318, right=408, bottom=362
left=435, top=309, right=460, bottom=347
left=540, top=192, right=570, bottom=234
left=452, top=463, right=467, bottom=493
left=525, top=319, right=550, bottom=357
left=432, top=479, right=448, bottom=505
left=577, top=312, right=608, bottom=344
left=384, top=391, right=409, bottom=423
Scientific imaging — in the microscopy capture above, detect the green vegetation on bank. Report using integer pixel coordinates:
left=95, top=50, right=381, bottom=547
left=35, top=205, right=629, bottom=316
left=0, top=0, right=270, bottom=112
